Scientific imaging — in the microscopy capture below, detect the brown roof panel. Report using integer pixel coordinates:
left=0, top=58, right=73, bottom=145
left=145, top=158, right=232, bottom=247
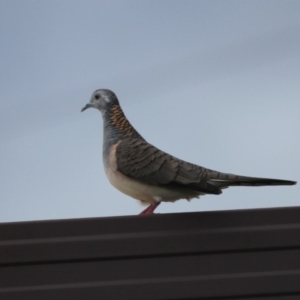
left=1, top=206, right=300, bottom=299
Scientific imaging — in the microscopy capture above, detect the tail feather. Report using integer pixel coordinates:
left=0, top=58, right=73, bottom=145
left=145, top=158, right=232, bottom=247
left=207, top=171, right=296, bottom=188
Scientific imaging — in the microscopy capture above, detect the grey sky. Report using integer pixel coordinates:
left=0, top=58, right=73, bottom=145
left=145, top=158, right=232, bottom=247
left=1, top=0, right=299, bottom=222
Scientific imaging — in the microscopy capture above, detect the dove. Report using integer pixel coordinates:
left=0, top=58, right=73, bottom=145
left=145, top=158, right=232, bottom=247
left=81, top=89, right=296, bottom=214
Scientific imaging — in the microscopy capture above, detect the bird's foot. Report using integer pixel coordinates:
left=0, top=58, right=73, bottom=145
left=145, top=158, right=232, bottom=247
left=139, top=202, right=161, bottom=215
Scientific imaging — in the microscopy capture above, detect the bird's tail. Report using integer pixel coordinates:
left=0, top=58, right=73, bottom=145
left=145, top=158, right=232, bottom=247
left=206, top=171, right=296, bottom=188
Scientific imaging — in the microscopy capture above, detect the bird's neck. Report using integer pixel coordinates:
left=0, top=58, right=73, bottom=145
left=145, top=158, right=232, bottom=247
left=101, top=104, right=144, bottom=169
left=104, top=104, right=143, bottom=139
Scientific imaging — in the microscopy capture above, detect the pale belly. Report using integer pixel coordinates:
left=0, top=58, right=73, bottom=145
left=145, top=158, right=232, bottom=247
left=105, top=167, right=200, bottom=204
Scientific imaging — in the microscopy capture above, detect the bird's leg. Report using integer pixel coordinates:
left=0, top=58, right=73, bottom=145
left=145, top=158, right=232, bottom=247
left=139, top=202, right=161, bottom=215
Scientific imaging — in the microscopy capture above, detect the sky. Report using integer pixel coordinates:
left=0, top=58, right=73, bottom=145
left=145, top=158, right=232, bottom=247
left=1, top=0, right=299, bottom=222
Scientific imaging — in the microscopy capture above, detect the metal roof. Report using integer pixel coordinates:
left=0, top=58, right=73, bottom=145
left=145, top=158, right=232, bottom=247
left=1, top=206, right=300, bottom=299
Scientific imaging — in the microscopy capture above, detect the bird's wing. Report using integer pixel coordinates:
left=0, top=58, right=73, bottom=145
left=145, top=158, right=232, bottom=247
left=115, top=138, right=221, bottom=195
left=115, top=138, right=296, bottom=192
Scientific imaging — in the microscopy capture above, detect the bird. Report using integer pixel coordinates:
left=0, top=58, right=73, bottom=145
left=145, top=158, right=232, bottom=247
left=81, top=89, right=296, bottom=215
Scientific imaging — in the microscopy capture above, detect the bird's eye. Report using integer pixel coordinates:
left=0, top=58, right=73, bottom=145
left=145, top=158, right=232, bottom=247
left=95, top=94, right=100, bottom=100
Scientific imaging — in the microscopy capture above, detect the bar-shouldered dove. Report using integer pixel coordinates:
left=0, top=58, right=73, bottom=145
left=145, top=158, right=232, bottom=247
left=81, top=89, right=296, bottom=214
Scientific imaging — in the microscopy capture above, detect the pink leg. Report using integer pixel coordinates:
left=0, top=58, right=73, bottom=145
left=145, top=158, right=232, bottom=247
left=139, top=202, right=161, bottom=215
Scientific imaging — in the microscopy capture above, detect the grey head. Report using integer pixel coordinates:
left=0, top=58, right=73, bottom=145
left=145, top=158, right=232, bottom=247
left=81, top=89, right=119, bottom=114
left=81, top=88, right=144, bottom=144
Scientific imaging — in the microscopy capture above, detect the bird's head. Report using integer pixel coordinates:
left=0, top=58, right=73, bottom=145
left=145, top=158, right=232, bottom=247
left=81, top=89, right=119, bottom=113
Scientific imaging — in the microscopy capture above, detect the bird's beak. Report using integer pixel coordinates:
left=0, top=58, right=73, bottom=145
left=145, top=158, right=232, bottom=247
left=81, top=103, right=93, bottom=112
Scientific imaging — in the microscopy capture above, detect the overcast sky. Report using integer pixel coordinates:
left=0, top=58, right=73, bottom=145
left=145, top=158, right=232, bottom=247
left=1, top=0, right=299, bottom=222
